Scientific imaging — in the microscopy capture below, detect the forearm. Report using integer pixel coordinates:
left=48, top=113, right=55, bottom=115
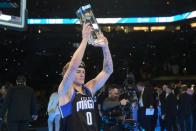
left=58, top=38, right=88, bottom=94
left=102, top=101, right=120, bottom=111
left=102, top=45, right=113, bottom=74
left=69, top=23, right=91, bottom=68
left=69, top=38, right=88, bottom=68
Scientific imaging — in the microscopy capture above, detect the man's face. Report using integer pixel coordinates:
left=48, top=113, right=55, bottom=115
left=0, top=86, right=6, bottom=95
left=137, top=85, right=143, bottom=92
left=111, top=88, right=119, bottom=97
left=162, top=85, right=168, bottom=91
left=74, top=68, right=85, bottom=86
left=165, top=87, right=171, bottom=93
left=109, top=88, right=120, bottom=99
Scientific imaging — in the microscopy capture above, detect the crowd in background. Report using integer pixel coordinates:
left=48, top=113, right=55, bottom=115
left=0, top=76, right=195, bottom=131
left=95, top=81, right=196, bottom=131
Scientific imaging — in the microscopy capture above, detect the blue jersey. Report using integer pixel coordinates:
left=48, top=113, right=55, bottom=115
left=59, top=86, right=98, bottom=131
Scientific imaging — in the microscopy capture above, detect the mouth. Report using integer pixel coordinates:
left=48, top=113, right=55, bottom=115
left=80, top=78, right=85, bottom=81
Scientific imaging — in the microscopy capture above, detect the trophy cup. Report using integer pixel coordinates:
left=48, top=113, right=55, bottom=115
left=76, top=4, right=102, bottom=45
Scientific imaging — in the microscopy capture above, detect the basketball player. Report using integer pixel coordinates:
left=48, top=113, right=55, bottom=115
left=58, top=23, right=113, bottom=131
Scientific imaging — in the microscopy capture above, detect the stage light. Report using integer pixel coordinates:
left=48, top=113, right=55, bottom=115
left=133, top=26, right=149, bottom=31
left=166, top=1, right=170, bottom=5
left=191, top=22, right=196, bottom=28
left=150, top=26, right=166, bottom=31
left=28, top=10, right=196, bottom=25
left=38, top=29, right=42, bottom=34
left=103, top=26, right=112, bottom=32
left=175, top=26, right=181, bottom=30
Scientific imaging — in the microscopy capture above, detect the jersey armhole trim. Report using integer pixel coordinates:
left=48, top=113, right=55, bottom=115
left=59, top=91, right=76, bottom=118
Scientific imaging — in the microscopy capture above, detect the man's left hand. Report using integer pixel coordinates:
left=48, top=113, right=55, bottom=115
left=93, top=34, right=108, bottom=48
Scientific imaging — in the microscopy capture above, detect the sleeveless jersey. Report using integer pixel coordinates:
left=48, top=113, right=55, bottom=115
left=59, top=86, right=98, bottom=131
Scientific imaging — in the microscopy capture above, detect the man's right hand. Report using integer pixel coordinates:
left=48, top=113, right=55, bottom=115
left=82, top=23, right=92, bottom=40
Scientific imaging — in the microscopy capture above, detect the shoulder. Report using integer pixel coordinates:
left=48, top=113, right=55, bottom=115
left=59, top=87, right=75, bottom=106
left=51, top=92, right=59, bottom=98
left=83, top=86, right=93, bottom=96
left=53, top=92, right=58, bottom=95
left=24, top=87, right=36, bottom=95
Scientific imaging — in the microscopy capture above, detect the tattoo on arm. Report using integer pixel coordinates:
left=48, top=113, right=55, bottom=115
left=102, top=46, right=113, bottom=74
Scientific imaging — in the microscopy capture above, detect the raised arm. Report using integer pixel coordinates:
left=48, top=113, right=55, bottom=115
left=58, top=24, right=92, bottom=100
left=85, top=36, right=113, bottom=95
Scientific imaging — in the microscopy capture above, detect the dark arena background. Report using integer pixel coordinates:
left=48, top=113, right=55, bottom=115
left=0, top=0, right=196, bottom=131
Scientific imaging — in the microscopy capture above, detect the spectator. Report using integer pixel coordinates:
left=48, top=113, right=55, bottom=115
left=0, top=75, right=38, bottom=131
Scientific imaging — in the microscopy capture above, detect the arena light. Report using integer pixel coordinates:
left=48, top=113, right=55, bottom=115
left=175, top=26, right=181, bottom=30
left=133, top=26, right=149, bottom=31
left=27, top=10, right=196, bottom=25
left=28, top=18, right=78, bottom=25
left=187, top=11, right=196, bottom=19
left=191, top=22, right=196, bottom=28
left=97, top=18, right=122, bottom=24
left=150, top=26, right=166, bottom=31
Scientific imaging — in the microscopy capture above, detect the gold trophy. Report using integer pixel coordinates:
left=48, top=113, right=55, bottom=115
left=76, top=4, right=102, bottom=45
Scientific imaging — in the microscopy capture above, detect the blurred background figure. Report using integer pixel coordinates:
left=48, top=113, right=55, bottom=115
left=0, top=75, right=38, bottom=131
left=0, top=83, right=10, bottom=130
left=137, top=82, right=157, bottom=131
left=178, top=84, right=194, bottom=131
left=0, top=84, right=9, bottom=113
left=122, top=83, right=138, bottom=131
left=0, top=82, right=13, bottom=130
left=102, top=85, right=129, bottom=131
left=47, top=85, right=60, bottom=131
left=162, top=84, right=178, bottom=131
left=159, top=84, right=167, bottom=131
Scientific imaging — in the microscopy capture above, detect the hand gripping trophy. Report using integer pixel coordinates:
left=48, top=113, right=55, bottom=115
left=76, top=4, right=103, bottom=45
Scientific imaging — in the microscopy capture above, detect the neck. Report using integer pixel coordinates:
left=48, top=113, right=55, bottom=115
left=73, top=83, right=83, bottom=93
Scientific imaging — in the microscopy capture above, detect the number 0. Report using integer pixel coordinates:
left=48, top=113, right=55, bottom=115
left=86, top=112, right=92, bottom=125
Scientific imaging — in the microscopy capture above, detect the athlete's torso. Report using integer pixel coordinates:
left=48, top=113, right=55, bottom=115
left=60, top=87, right=98, bottom=131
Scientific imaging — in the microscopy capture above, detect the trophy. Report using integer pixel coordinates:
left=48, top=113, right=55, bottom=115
left=76, top=4, right=102, bottom=45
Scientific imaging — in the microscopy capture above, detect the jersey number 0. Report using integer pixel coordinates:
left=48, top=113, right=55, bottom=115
left=86, top=112, right=92, bottom=125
